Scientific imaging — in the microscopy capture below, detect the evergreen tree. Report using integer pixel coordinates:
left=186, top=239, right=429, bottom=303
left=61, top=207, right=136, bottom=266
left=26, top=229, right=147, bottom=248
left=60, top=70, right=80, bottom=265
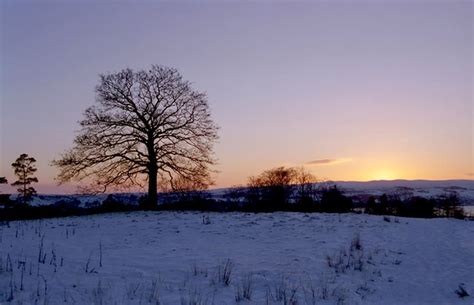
left=11, top=154, right=38, bottom=204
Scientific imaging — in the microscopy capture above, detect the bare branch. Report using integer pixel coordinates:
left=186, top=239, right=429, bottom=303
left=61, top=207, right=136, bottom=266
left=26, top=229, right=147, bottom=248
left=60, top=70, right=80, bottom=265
left=52, top=65, right=218, bottom=207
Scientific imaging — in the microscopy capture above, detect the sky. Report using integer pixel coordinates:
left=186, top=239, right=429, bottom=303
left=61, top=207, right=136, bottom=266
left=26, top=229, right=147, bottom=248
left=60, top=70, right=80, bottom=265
left=0, top=0, right=473, bottom=194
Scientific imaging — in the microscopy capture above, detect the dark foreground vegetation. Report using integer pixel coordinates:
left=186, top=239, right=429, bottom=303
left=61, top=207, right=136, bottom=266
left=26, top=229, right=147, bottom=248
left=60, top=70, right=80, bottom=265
left=0, top=183, right=468, bottom=221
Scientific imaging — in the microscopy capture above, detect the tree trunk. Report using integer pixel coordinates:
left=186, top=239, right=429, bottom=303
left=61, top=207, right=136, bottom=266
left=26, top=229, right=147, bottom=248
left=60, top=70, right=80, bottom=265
left=147, top=165, right=158, bottom=209
left=146, top=136, right=158, bottom=209
left=23, top=168, right=26, bottom=205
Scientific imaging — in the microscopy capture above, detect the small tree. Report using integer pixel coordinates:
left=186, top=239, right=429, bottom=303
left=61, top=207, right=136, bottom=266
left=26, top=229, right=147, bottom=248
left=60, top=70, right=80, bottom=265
left=398, top=196, right=434, bottom=218
left=166, top=175, right=210, bottom=204
left=365, top=196, right=377, bottom=214
left=294, top=167, right=317, bottom=208
left=437, top=193, right=464, bottom=218
left=247, top=167, right=297, bottom=210
left=11, top=154, right=38, bottom=204
left=319, top=185, right=352, bottom=213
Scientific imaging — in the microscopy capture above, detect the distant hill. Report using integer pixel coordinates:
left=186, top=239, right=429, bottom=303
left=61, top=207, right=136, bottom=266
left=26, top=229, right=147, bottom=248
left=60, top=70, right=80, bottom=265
left=312, top=179, right=474, bottom=204
left=331, top=179, right=474, bottom=190
left=211, top=179, right=474, bottom=203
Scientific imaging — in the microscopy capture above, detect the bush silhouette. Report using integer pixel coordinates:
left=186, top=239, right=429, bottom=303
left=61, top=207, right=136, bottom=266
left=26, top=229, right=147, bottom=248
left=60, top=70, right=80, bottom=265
left=246, top=167, right=297, bottom=211
left=435, top=193, right=464, bottom=218
left=319, top=185, right=352, bottom=213
left=397, top=196, right=435, bottom=218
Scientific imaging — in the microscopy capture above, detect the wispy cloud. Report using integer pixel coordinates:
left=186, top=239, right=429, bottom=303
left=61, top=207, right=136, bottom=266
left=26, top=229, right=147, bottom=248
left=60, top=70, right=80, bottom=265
left=305, top=158, right=351, bottom=166
left=466, top=173, right=474, bottom=177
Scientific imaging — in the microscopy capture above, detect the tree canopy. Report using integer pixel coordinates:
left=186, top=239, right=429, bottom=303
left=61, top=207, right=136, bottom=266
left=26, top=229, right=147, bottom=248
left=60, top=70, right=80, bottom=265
left=11, top=153, right=38, bottom=204
left=53, top=65, right=219, bottom=208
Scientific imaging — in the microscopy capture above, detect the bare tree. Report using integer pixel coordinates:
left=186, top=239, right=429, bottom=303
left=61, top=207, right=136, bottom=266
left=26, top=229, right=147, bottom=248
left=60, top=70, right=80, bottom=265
left=246, top=166, right=319, bottom=210
left=11, top=154, right=38, bottom=204
left=53, top=65, right=219, bottom=208
left=247, top=167, right=298, bottom=209
left=294, top=167, right=318, bottom=203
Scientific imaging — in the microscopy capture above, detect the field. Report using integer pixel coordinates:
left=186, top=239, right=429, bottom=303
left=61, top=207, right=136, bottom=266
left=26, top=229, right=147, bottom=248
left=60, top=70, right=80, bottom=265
left=0, top=212, right=472, bottom=305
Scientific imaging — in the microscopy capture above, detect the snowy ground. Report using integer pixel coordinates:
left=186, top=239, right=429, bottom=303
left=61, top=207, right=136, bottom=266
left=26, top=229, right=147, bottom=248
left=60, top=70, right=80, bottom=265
left=0, top=212, right=472, bottom=305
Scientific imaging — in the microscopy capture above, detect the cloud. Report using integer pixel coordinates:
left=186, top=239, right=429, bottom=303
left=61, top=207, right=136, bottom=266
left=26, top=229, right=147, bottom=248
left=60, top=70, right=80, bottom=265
left=466, top=173, right=474, bottom=177
left=305, top=158, right=351, bottom=166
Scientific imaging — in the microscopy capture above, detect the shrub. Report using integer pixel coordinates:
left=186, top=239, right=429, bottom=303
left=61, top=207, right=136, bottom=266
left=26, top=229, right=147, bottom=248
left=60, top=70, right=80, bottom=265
left=52, top=198, right=81, bottom=213
left=0, top=194, right=13, bottom=207
left=215, top=259, right=233, bottom=286
left=436, top=193, right=464, bottom=219
left=319, top=186, right=352, bottom=213
left=101, top=195, right=131, bottom=211
left=455, top=284, right=469, bottom=298
left=234, top=273, right=253, bottom=302
left=246, top=167, right=297, bottom=211
left=397, top=196, right=434, bottom=218
left=327, top=234, right=365, bottom=274
left=365, top=196, right=377, bottom=214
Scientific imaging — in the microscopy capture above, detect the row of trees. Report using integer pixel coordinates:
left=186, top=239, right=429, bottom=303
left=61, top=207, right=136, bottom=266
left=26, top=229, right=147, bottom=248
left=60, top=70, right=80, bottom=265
left=365, top=192, right=464, bottom=218
left=156, top=165, right=464, bottom=218
left=241, top=166, right=351, bottom=212
left=1, top=162, right=465, bottom=220
left=221, top=168, right=463, bottom=217
left=1, top=154, right=39, bottom=204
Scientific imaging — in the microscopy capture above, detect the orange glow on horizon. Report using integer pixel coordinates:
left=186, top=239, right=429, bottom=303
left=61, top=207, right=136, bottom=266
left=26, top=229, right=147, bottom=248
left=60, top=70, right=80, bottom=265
left=366, top=169, right=398, bottom=181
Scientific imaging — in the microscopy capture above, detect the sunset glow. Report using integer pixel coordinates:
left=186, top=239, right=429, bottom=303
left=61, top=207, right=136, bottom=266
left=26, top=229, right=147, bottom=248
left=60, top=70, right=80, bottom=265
left=368, top=169, right=398, bottom=181
left=1, top=1, right=472, bottom=194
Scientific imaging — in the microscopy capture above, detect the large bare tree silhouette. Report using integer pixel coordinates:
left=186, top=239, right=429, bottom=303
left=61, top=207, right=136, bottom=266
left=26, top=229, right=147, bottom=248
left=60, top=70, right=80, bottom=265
left=53, top=65, right=218, bottom=208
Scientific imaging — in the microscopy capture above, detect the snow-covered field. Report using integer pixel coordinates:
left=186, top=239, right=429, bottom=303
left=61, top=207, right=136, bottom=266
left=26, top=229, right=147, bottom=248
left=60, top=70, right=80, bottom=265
left=0, top=212, right=472, bottom=305
left=335, top=180, right=474, bottom=206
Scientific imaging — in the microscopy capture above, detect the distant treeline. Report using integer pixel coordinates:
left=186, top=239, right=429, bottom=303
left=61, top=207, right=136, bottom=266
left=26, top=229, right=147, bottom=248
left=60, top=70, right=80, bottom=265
left=158, top=184, right=466, bottom=219
left=0, top=167, right=468, bottom=221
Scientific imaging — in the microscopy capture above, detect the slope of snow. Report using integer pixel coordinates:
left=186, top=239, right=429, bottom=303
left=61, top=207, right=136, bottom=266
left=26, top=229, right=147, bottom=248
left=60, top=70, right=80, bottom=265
left=0, top=212, right=472, bottom=305
left=333, top=180, right=474, bottom=203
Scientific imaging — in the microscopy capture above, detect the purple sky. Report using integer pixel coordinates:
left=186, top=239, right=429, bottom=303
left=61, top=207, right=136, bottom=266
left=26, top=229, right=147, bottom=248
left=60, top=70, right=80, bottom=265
left=1, top=0, right=472, bottom=194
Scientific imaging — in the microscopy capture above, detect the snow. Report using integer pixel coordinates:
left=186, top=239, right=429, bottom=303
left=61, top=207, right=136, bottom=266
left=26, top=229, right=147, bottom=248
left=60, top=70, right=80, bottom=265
left=0, top=212, right=472, bottom=305
left=7, top=193, right=141, bottom=208
left=332, top=180, right=474, bottom=203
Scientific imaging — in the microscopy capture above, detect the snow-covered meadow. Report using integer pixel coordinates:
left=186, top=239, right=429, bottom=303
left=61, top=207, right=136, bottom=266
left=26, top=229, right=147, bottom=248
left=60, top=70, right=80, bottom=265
left=0, top=212, right=472, bottom=305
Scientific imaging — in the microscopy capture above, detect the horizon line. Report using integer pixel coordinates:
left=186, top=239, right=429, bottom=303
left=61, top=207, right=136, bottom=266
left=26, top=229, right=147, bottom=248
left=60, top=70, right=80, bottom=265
left=2, top=178, right=473, bottom=196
